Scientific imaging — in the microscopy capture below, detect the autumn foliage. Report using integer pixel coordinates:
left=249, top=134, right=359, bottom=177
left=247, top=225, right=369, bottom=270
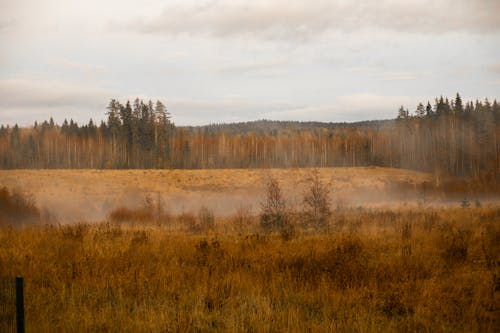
left=0, top=95, right=498, bottom=182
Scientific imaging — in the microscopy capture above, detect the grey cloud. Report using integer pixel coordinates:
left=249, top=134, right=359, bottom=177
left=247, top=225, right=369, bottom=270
left=56, top=59, right=106, bottom=75
left=265, top=94, right=426, bottom=122
left=0, top=78, right=113, bottom=126
left=212, top=60, right=291, bottom=77
left=130, top=0, right=500, bottom=39
left=376, top=72, right=419, bottom=82
left=165, top=96, right=295, bottom=125
left=490, top=64, right=500, bottom=74
left=0, top=78, right=110, bottom=109
left=0, top=18, right=15, bottom=32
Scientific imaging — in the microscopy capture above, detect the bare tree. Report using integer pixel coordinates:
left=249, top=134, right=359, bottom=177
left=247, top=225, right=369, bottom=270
left=260, top=178, right=289, bottom=232
left=303, top=169, right=331, bottom=229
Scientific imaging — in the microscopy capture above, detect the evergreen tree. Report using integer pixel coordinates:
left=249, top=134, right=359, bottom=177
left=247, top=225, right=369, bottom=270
left=415, top=102, right=425, bottom=118
left=454, top=93, right=464, bottom=115
left=425, top=102, right=433, bottom=117
left=397, top=105, right=409, bottom=119
left=106, top=99, right=122, bottom=130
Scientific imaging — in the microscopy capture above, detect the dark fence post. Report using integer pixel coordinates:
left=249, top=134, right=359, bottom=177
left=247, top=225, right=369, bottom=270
left=15, top=277, right=24, bottom=333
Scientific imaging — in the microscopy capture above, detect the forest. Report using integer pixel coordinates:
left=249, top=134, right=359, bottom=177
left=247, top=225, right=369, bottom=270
left=0, top=94, right=498, bottom=181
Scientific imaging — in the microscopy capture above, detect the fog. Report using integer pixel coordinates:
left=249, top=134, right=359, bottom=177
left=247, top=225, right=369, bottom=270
left=1, top=168, right=495, bottom=224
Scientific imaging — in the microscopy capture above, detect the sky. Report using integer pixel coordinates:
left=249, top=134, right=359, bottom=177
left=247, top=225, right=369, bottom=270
left=0, top=0, right=499, bottom=126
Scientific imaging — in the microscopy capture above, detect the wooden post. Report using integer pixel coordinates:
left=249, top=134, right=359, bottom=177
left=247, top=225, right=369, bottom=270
left=15, top=276, right=24, bottom=333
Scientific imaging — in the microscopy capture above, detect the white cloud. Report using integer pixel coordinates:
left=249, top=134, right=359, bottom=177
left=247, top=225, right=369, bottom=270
left=129, top=0, right=500, bottom=40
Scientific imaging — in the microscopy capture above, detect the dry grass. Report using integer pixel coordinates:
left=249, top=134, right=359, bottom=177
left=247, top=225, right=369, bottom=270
left=0, top=187, right=41, bottom=225
left=1, top=207, right=499, bottom=332
left=0, top=167, right=436, bottom=221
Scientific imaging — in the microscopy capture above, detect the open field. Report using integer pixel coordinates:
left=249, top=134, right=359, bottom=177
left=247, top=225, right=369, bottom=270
left=1, top=208, right=499, bottom=332
left=0, top=167, right=472, bottom=222
left=1, top=167, right=499, bottom=332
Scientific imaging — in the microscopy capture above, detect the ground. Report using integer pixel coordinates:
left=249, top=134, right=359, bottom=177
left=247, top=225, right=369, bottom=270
left=0, top=167, right=434, bottom=221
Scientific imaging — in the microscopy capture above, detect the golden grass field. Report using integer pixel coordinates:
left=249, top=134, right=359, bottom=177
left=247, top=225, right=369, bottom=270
left=0, top=167, right=435, bottom=221
left=1, top=208, right=499, bottom=332
left=1, top=167, right=499, bottom=332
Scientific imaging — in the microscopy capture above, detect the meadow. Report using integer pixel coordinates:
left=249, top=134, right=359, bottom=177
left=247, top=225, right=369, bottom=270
left=0, top=168, right=499, bottom=332
left=1, top=206, right=499, bottom=332
left=0, top=167, right=453, bottom=221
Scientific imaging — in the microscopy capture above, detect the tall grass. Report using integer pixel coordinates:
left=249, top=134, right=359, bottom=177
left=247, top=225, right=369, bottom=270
left=1, top=207, right=499, bottom=332
left=0, top=187, right=41, bottom=225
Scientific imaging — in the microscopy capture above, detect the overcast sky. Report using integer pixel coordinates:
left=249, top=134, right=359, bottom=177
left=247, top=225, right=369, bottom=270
left=1, top=0, right=499, bottom=126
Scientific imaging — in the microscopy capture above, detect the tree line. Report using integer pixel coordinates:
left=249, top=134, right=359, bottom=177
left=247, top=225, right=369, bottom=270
left=0, top=94, right=498, bottom=181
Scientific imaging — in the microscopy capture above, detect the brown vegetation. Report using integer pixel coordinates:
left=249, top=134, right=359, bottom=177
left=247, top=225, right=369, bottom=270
left=1, top=207, right=499, bottom=332
left=0, top=187, right=41, bottom=225
left=4, top=167, right=495, bottom=222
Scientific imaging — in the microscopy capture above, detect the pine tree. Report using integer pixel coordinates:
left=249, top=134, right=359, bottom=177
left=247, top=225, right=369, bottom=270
left=426, top=102, right=433, bottom=117
left=454, top=93, right=464, bottom=115
left=415, top=102, right=425, bottom=118
left=397, top=106, right=409, bottom=119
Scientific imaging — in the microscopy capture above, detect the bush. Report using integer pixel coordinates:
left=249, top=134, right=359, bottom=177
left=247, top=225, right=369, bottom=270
left=0, top=186, right=40, bottom=225
left=302, top=169, right=331, bottom=229
left=260, top=178, right=289, bottom=232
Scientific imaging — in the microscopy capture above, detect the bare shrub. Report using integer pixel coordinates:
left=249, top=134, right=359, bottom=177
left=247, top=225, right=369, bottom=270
left=260, top=178, right=290, bottom=233
left=302, top=169, right=331, bottom=230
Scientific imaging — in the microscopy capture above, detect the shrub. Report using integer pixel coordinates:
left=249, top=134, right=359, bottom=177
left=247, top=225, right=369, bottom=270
left=302, top=169, right=331, bottom=229
left=0, top=186, right=40, bottom=225
left=260, top=178, right=289, bottom=232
